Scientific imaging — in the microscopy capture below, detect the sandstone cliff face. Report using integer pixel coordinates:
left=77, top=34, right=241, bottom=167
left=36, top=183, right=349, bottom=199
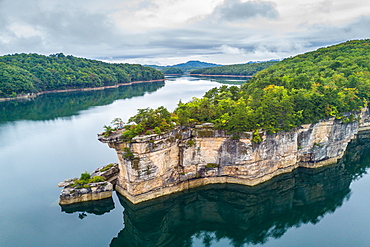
left=101, top=109, right=368, bottom=204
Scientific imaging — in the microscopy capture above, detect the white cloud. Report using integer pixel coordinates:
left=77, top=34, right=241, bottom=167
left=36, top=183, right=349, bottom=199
left=219, top=45, right=245, bottom=55
left=0, top=0, right=369, bottom=64
left=111, top=0, right=222, bottom=31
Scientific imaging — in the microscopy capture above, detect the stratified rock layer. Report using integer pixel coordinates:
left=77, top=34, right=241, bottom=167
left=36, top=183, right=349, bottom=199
left=59, top=182, right=114, bottom=205
left=100, top=108, right=370, bottom=204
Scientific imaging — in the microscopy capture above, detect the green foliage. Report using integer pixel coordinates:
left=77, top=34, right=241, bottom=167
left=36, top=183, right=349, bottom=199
left=0, top=53, right=164, bottom=98
left=121, top=106, right=174, bottom=140
left=123, top=147, right=135, bottom=160
left=111, top=118, right=124, bottom=129
left=103, top=125, right=114, bottom=137
left=80, top=171, right=91, bottom=181
left=205, top=163, right=218, bottom=168
left=191, top=61, right=278, bottom=76
left=153, top=127, right=162, bottom=134
left=71, top=172, right=106, bottom=188
left=100, top=163, right=114, bottom=172
left=187, top=139, right=195, bottom=147
left=90, top=176, right=105, bottom=183
left=251, top=130, right=263, bottom=144
left=161, top=67, right=183, bottom=74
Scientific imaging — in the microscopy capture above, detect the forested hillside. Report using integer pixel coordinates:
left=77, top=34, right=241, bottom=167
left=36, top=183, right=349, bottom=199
left=190, top=61, right=278, bottom=76
left=105, top=39, right=370, bottom=141
left=0, top=53, right=164, bottom=98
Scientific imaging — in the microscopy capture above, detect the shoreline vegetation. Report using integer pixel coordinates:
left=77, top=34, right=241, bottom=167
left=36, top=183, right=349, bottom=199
left=0, top=79, right=166, bottom=102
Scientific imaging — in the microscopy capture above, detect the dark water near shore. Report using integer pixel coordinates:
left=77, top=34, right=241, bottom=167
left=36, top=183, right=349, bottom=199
left=1, top=76, right=369, bottom=247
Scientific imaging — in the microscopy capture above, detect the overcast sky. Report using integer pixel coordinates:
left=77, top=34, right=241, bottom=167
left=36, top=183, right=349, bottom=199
left=0, top=0, right=369, bottom=65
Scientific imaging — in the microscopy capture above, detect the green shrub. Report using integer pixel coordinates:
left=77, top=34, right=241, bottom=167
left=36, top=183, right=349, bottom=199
left=103, top=125, right=115, bottom=137
left=70, top=173, right=106, bottom=188
left=187, top=139, right=195, bottom=147
left=154, top=127, right=161, bottom=134
left=123, top=147, right=135, bottom=160
left=80, top=171, right=90, bottom=181
left=205, top=163, right=218, bottom=168
left=100, top=163, right=114, bottom=172
left=231, top=134, right=240, bottom=140
left=251, top=130, right=263, bottom=144
left=90, top=176, right=105, bottom=183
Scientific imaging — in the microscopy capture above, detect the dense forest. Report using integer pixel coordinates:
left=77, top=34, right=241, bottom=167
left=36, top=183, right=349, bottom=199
left=0, top=53, right=164, bottom=98
left=160, top=67, right=183, bottom=75
left=106, top=39, right=370, bottom=141
left=190, top=61, right=278, bottom=76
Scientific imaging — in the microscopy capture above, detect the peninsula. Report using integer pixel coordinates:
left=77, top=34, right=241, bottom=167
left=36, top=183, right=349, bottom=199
left=59, top=39, right=370, bottom=205
left=95, top=39, right=370, bottom=204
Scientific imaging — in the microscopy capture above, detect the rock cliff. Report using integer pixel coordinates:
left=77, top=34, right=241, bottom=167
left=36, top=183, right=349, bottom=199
left=100, top=108, right=370, bottom=204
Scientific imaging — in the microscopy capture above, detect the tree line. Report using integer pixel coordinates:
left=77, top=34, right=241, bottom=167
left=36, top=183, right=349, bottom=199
left=0, top=53, right=164, bottom=98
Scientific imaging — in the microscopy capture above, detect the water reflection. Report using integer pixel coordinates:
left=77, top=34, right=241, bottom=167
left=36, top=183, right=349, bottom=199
left=61, top=197, right=115, bottom=219
left=109, top=134, right=370, bottom=247
left=0, top=81, right=165, bottom=123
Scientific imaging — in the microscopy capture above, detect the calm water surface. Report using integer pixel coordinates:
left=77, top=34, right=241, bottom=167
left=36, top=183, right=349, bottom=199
left=1, top=76, right=369, bottom=247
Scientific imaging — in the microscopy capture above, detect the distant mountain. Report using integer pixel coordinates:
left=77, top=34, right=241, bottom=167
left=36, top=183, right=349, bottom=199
left=146, top=60, right=221, bottom=74
left=171, top=60, right=221, bottom=70
left=145, top=59, right=281, bottom=75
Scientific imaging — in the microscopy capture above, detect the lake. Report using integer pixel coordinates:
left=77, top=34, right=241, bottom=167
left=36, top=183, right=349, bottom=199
left=1, top=76, right=369, bottom=247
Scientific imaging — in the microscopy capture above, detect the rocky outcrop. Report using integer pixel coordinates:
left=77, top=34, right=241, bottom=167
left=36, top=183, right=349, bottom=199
left=58, top=163, right=119, bottom=205
left=59, top=182, right=114, bottom=205
left=91, top=163, right=120, bottom=185
left=100, top=109, right=370, bottom=204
